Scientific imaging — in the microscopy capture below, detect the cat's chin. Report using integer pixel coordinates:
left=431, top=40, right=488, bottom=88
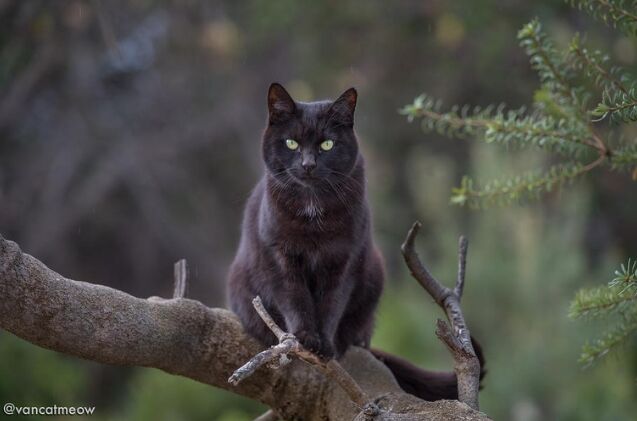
left=290, top=173, right=322, bottom=188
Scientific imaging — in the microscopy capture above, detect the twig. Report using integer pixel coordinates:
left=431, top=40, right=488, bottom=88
left=229, top=296, right=372, bottom=411
left=252, top=295, right=287, bottom=340
left=228, top=336, right=296, bottom=385
left=401, top=222, right=481, bottom=410
left=173, top=259, right=187, bottom=299
left=455, top=236, right=468, bottom=299
left=253, top=410, right=279, bottom=421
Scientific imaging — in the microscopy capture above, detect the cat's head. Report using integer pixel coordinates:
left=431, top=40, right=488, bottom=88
left=262, top=83, right=359, bottom=188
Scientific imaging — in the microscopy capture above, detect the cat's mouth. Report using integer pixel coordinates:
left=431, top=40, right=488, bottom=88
left=290, top=170, right=321, bottom=186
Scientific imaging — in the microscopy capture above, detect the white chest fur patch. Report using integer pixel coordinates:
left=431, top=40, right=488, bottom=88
left=298, top=198, right=323, bottom=219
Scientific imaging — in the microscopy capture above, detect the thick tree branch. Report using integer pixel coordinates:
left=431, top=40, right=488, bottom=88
left=401, top=222, right=482, bottom=410
left=0, top=233, right=489, bottom=420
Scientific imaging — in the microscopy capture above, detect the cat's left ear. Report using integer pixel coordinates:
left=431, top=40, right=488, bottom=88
left=328, top=88, right=357, bottom=127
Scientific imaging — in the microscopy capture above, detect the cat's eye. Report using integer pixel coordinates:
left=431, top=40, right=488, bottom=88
left=285, top=139, right=299, bottom=150
left=320, top=139, right=334, bottom=151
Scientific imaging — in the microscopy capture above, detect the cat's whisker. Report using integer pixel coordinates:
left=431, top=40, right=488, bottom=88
left=323, top=178, right=352, bottom=215
left=329, top=170, right=365, bottom=190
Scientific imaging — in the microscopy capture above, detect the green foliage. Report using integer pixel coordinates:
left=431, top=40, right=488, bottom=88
left=401, top=95, right=592, bottom=157
left=404, top=0, right=637, bottom=367
left=570, top=259, right=637, bottom=365
left=518, top=19, right=589, bottom=120
left=569, top=0, right=637, bottom=36
left=570, top=259, right=637, bottom=319
left=594, top=88, right=637, bottom=122
left=568, top=34, right=629, bottom=95
left=451, top=163, right=585, bottom=208
left=403, top=12, right=637, bottom=209
left=610, top=258, right=637, bottom=292
left=610, top=144, right=637, bottom=170
left=568, top=33, right=637, bottom=123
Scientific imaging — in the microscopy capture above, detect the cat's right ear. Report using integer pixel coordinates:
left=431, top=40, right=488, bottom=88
left=268, top=83, right=296, bottom=124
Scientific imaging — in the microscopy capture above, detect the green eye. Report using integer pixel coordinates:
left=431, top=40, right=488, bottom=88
left=285, top=139, right=299, bottom=150
left=320, top=139, right=334, bottom=151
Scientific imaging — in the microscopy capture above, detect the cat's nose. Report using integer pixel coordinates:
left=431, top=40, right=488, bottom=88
left=302, top=154, right=317, bottom=173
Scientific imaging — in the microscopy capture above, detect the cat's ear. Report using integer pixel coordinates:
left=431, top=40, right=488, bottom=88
left=268, top=83, right=296, bottom=124
left=328, top=88, right=357, bottom=127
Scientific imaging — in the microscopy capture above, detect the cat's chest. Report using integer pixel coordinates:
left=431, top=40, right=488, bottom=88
left=257, top=188, right=361, bottom=271
left=268, top=230, right=352, bottom=275
left=261, top=202, right=355, bottom=244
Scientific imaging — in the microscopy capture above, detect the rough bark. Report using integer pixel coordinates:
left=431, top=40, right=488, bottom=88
left=0, top=234, right=490, bottom=420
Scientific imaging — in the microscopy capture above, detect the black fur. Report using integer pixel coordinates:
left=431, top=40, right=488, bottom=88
left=227, top=83, right=485, bottom=398
left=371, top=337, right=486, bottom=400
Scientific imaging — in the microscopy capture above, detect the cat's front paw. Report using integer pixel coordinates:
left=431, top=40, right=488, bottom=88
left=294, top=329, right=322, bottom=354
left=316, top=339, right=335, bottom=361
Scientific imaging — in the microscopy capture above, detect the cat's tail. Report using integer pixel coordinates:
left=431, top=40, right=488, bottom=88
left=370, top=337, right=486, bottom=401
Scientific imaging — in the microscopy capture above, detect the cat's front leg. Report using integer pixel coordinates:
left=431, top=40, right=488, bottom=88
left=272, top=276, right=323, bottom=353
left=315, top=263, right=355, bottom=359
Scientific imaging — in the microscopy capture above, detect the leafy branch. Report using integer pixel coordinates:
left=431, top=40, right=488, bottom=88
left=593, top=89, right=637, bottom=122
left=572, top=259, right=637, bottom=366
left=579, top=316, right=637, bottom=365
left=402, top=95, right=597, bottom=154
left=401, top=14, right=637, bottom=209
left=569, top=0, right=637, bottom=36
left=450, top=163, right=593, bottom=209
left=570, top=259, right=637, bottom=319
left=518, top=19, right=589, bottom=119
left=404, top=0, right=637, bottom=367
left=568, top=34, right=630, bottom=96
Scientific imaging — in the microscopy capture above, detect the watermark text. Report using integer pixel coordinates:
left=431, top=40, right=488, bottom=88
left=3, top=403, right=95, bottom=416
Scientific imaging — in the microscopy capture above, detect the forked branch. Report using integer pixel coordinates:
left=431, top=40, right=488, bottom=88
left=401, top=221, right=482, bottom=410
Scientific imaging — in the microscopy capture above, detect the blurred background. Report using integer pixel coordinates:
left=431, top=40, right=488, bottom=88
left=1, top=0, right=636, bottom=420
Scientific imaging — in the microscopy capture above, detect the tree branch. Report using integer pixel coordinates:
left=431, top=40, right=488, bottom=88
left=0, top=233, right=489, bottom=420
left=401, top=222, right=482, bottom=410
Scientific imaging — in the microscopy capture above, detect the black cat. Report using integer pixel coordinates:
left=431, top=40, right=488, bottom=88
left=227, top=83, right=484, bottom=400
